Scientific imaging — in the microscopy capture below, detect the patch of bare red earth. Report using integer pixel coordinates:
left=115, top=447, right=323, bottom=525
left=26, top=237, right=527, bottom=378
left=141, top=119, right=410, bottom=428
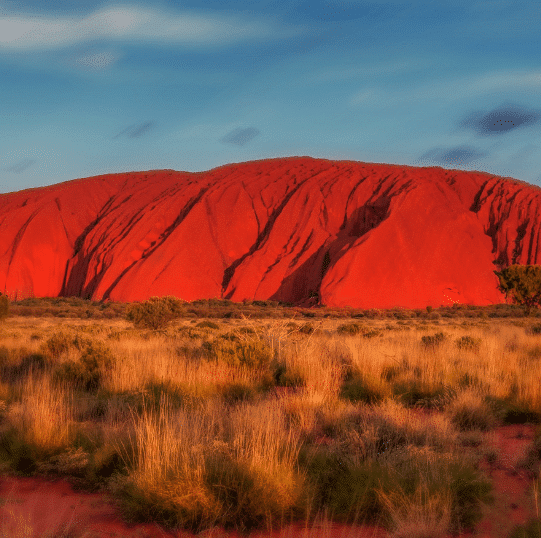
left=0, top=476, right=387, bottom=538
left=1, top=420, right=539, bottom=538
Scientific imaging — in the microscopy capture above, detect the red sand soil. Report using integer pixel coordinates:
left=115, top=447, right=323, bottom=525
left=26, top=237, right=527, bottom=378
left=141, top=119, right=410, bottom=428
left=0, top=477, right=387, bottom=538
left=1, top=157, right=541, bottom=308
left=0, top=423, right=539, bottom=538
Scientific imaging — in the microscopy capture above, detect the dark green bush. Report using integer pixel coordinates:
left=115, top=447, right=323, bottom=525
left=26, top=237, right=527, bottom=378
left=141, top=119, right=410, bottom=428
left=196, top=321, right=220, bottom=330
left=0, top=426, right=38, bottom=475
left=528, top=323, right=541, bottom=335
left=52, top=341, right=114, bottom=392
left=421, top=332, right=446, bottom=348
left=220, top=382, right=256, bottom=404
left=0, top=293, right=9, bottom=321
left=273, top=363, right=304, bottom=388
left=126, top=296, right=184, bottom=330
left=340, top=374, right=383, bottom=405
left=495, top=264, right=541, bottom=315
left=39, top=331, right=91, bottom=359
left=508, top=519, right=541, bottom=538
left=299, top=323, right=314, bottom=335
left=337, top=323, right=362, bottom=336
left=380, top=365, right=401, bottom=382
left=202, top=338, right=273, bottom=369
left=455, top=336, right=482, bottom=352
left=362, top=330, right=381, bottom=338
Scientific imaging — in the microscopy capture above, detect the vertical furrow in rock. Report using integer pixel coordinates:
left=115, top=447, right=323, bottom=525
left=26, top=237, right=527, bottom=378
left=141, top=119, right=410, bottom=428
left=100, top=185, right=211, bottom=300
left=221, top=177, right=312, bottom=296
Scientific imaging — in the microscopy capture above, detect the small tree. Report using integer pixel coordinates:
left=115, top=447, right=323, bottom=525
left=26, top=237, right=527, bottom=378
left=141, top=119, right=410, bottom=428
left=0, top=293, right=9, bottom=321
left=494, top=265, right=541, bottom=315
left=126, top=296, right=185, bottom=330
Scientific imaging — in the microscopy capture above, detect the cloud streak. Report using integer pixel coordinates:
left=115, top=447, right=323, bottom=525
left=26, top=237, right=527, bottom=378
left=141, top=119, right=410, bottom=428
left=4, top=159, right=37, bottom=173
left=348, top=70, right=541, bottom=108
left=220, top=127, right=260, bottom=146
left=416, top=146, right=486, bottom=167
left=0, top=4, right=304, bottom=51
left=113, top=121, right=155, bottom=139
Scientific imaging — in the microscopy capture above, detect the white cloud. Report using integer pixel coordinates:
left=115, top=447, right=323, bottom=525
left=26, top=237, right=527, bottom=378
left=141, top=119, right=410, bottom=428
left=349, top=69, right=541, bottom=108
left=0, top=4, right=304, bottom=51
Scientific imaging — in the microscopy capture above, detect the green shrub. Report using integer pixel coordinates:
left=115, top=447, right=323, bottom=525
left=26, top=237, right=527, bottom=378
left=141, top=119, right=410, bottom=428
left=52, top=341, right=114, bottom=392
left=0, top=294, right=9, bottom=321
left=337, top=323, right=362, bottom=335
left=196, top=321, right=220, bottom=330
left=508, top=519, right=541, bottom=538
left=39, top=331, right=92, bottom=359
left=340, top=373, right=384, bottom=405
left=40, top=332, right=71, bottom=358
left=220, top=382, right=257, bottom=404
left=528, top=323, right=541, bottom=335
left=126, top=296, right=184, bottom=330
left=299, top=323, right=314, bottom=335
left=495, top=264, right=541, bottom=315
left=202, top=338, right=273, bottom=369
left=273, top=363, right=304, bottom=388
left=455, top=336, right=482, bottom=352
left=295, top=447, right=392, bottom=525
left=421, top=332, right=446, bottom=348
left=362, top=330, right=381, bottom=338
left=0, top=426, right=38, bottom=475
left=380, top=365, right=401, bottom=382
left=222, top=310, right=243, bottom=319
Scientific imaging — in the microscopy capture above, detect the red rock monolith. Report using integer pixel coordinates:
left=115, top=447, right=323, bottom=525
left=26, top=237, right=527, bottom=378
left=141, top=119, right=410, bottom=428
left=1, top=157, right=540, bottom=308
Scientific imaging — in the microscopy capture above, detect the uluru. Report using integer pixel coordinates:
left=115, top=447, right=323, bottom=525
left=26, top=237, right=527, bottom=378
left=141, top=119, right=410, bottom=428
left=1, top=156, right=540, bottom=309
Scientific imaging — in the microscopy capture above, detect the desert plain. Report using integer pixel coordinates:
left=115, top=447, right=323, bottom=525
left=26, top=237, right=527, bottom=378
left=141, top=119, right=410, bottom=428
left=1, top=298, right=541, bottom=538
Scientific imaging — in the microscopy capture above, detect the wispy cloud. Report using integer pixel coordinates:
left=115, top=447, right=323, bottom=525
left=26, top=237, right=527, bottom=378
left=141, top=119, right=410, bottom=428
left=311, top=58, right=434, bottom=85
left=349, top=70, right=541, bottom=108
left=113, top=121, right=155, bottom=139
left=416, top=145, right=486, bottom=166
left=0, top=4, right=305, bottom=51
left=4, top=158, right=37, bottom=173
left=220, top=127, right=260, bottom=146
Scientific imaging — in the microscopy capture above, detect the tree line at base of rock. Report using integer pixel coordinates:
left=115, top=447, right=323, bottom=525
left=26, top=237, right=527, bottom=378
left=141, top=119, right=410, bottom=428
left=1, top=264, right=541, bottom=325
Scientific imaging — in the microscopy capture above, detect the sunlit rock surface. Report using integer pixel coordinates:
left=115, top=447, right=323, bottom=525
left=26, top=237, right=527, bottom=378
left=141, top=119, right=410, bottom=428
left=1, top=156, right=540, bottom=308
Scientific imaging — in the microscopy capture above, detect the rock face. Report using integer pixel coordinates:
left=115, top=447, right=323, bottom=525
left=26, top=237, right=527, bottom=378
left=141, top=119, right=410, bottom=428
left=1, top=156, right=541, bottom=308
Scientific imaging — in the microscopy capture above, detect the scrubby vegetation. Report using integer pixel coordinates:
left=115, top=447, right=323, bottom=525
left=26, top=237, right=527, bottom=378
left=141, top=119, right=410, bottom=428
left=1, top=297, right=541, bottom=537
left=125, top=296, right=185, bottom=329
left=495, top=264, right=541, bottom=315
left=0, top=293, right=9, bottom=322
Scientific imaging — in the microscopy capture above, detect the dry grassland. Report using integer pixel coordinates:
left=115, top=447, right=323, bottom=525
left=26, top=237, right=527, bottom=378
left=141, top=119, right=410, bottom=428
left=1, top=302, right=541, bottom=538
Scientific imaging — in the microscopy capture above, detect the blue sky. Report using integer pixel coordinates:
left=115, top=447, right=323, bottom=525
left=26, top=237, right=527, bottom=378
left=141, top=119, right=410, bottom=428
left=1, top=0, right=541, bottom=193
